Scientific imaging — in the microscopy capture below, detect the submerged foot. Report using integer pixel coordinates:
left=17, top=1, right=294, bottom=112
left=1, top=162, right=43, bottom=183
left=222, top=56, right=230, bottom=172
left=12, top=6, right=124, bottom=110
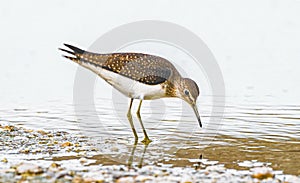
left=141, top=137, right=152, bottom=145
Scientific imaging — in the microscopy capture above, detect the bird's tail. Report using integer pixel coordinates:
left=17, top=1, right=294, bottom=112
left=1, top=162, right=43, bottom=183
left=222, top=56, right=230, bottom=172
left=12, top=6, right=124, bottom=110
left=58, top=44, right=87, bottom=64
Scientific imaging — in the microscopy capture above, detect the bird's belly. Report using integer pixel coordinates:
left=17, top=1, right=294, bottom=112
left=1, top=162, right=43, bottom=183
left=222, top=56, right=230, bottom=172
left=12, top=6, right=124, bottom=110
left=85, top=64, right=165, bottom=100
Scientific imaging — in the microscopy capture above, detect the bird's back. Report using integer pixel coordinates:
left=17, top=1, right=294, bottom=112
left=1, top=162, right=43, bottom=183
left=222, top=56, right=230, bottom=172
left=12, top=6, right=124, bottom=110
left=60, top=44, right=181, bottom=85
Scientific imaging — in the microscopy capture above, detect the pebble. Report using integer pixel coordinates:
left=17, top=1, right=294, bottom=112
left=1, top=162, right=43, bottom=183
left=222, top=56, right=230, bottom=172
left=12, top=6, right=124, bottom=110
left=135, top=175, right=154, bottom=182
left=116, top=176, right=134, bottom=183
left=61, top=141, right=73, bottom=147
left=82, top=172, right=105, bottom=183
left=16, top=163, right=43, bottom=175
left=1, top=158, right=8, bottom=163
left=79, top=157, right=88, bottom=164
left=251, top=167, right=274, bottom=180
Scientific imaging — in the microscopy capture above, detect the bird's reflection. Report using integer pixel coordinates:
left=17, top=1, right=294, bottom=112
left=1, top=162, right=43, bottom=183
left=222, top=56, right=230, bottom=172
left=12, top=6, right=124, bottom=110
left=194, top=154, right=203, bottom=170
left=127, top=141, right=203, bottom=169
left=127, top=140, right=149, bottom=168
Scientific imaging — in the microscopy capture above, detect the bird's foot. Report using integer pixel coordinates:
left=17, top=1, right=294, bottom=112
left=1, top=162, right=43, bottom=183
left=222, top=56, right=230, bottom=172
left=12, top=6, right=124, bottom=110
left=141, top=137, right=152, bottom=145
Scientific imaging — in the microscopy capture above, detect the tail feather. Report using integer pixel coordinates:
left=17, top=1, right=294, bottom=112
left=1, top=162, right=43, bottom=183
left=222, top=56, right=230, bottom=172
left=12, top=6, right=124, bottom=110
left=62, top=55, right=75, bottom=60
left=59, top=43, right=107, bottom=67
left=61, top=55, right=80, bottom=63
left=59, top=43, right=87, bottom=63
left=58, top=48, right=75, bottom=56
left=63, top=43, right=85, bottom=55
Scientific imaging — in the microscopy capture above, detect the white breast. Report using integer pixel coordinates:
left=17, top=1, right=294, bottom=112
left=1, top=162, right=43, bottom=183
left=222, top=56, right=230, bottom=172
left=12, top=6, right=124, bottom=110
left=80, top=62, right=166, bottom=100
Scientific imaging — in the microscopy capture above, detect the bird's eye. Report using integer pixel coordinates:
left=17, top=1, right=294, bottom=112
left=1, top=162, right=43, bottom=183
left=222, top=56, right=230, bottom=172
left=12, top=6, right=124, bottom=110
left=184, top=89, right=190, bottom=96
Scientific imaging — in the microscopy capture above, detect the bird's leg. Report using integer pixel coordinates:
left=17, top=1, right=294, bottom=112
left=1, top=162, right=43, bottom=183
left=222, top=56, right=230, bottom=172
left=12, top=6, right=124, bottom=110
left=127, top=98, right=138, bottom=142
left=136, top=100, right=152, bottom=145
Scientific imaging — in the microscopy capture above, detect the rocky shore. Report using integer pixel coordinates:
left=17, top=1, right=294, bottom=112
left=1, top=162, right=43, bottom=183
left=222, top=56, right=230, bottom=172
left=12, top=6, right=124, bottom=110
left=0, top=124, right=299, bottom=183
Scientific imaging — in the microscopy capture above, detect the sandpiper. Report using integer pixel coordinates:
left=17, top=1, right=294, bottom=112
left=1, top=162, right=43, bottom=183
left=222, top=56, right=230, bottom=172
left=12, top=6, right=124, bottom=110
left=59, top=44, right=201, bottom=144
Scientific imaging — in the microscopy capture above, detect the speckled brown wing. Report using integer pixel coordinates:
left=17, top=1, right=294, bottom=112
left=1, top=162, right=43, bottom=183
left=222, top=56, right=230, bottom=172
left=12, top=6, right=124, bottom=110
left=102, top=53, right=174, bottom=85
left=60, top=44, right=176, bottom=85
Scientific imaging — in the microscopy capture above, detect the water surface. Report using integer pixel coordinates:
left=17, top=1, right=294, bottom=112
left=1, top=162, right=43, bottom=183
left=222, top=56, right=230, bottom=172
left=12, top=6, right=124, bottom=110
left=1, top=96, right=299, bottom=175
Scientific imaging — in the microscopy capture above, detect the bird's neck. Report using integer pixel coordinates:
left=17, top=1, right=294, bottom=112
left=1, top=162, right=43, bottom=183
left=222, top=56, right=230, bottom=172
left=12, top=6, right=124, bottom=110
left=164, top=77, right=182, bottom=98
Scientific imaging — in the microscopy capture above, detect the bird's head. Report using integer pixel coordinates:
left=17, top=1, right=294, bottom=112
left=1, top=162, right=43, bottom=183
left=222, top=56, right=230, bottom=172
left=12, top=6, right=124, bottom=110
left=177, top=78, right=202, bottom=127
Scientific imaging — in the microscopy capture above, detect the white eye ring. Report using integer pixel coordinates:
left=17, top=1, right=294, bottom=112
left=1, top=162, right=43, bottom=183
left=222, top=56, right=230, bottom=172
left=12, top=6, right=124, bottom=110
left=184, top=89, right=190, bottom=96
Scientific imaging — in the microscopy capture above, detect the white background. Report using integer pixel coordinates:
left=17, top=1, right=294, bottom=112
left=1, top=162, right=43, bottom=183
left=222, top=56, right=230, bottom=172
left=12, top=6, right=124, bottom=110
left=1, top=0, right=300, bottom=106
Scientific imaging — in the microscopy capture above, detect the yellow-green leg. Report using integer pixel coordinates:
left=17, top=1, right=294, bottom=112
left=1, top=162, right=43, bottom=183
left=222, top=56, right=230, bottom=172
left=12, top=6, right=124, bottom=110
left=136, top=100, right=152, bottom=145
left=127, top=98, right=138, bottom=143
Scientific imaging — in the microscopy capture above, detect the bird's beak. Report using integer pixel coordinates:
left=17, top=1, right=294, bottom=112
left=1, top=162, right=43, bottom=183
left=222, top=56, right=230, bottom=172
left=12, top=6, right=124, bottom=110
left=192, top=104, right=202, bottom=128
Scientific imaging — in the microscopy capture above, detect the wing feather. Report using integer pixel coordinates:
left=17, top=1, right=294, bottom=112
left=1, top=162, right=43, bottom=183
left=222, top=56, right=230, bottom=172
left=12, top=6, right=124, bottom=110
left=60, top=44, right=176, bottom=85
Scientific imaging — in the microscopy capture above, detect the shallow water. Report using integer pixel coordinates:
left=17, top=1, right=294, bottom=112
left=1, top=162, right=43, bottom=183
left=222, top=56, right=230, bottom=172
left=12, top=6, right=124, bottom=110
left=1, top=96, right=299, bottom=175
